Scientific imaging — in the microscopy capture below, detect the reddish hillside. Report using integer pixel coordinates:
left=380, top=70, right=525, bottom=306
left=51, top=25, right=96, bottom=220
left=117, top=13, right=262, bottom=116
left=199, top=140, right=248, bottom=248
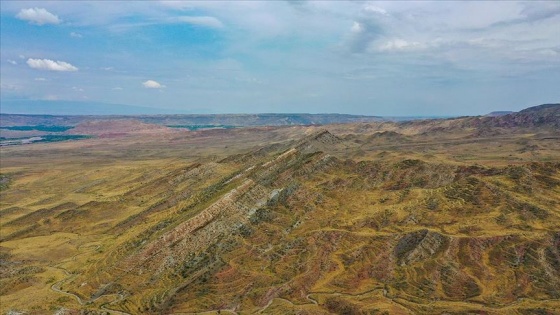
left=66, top=119, right=178, bottom=137
left=461, top=103, right=560, bottom=129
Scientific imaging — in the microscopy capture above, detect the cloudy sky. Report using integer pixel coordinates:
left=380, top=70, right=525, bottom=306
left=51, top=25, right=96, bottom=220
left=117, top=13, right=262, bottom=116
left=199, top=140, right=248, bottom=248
left=1, top=1, right=559, bottom=115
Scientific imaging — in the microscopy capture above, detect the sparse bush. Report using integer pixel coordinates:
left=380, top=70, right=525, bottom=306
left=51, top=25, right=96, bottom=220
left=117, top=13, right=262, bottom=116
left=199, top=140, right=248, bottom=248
left=249, top=207, right=273, bottom=224
left=458, top=225, right=482, bottom=235
left=426, top=197, right=439, bottom=210
left=324, top=297, right=363, bottom=315
left=495, top=213, right=510, bottom=226
left=381, top=209, right=394, bottom=227
left=444, top=177, right=482, bottom=205
left=56, top=296, right=71, bottom=303
left=394, top=229, right=428, bottom=264
left=398, top=188, right=411, bottom=202
left=180, top=253, right=210, bottom=278
left=237, top=224, right=253, bottom=237
left=0, top=173, right=11, bottom=190
left=395, top=159, right=423, bottom=169
left=507, top=166, right=527, bottom=180
left=412, top=177, right=427, bottom=187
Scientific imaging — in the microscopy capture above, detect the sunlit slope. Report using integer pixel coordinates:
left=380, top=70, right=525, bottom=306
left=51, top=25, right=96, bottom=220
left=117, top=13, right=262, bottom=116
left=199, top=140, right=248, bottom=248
left=1, top=117, right=559, bottom=314
left=165, top=152, right=560, bottom=314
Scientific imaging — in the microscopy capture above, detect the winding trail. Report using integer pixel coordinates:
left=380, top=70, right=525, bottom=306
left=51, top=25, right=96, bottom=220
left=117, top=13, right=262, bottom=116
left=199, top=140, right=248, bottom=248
left=48, top=242, right=132, bottom=315
left=250, top=284, right=560, bottom=314
left=170, top=309, right=238, bottom=315
left=50, top=271, right=85, bottom=305
left=256, top=287, right=389, bottom=314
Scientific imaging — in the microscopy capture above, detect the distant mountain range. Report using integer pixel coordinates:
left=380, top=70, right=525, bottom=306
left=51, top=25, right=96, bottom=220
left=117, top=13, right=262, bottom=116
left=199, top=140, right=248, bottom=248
left=460, top=103, right=560, bottom=129
left=485, top=111, right=514, bottom=117
left=1, top=102, right=558, bottom=129
left=0, top=100, right=191, bottom=115
left=0, top=113, right=384, bottom=128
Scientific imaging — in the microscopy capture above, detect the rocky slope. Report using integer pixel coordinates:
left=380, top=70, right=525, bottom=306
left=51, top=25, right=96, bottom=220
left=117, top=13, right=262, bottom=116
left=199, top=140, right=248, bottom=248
left=460, top=103, right=560, bottom=129
left=1, top=104, right=559, bottom=314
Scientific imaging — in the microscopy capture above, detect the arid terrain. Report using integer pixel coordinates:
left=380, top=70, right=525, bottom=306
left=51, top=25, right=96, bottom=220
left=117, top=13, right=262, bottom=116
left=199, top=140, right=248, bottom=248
left=1, top=104, right=559, bottom=315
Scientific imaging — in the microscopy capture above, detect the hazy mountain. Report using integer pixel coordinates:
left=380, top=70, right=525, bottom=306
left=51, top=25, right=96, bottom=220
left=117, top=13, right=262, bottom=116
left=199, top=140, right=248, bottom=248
left=0, top=100, right=190, bottom=115
left=0, top=113, right=384, bottom=127
left=485, top=111, right=513, bottom=117
left=464, top=103, right=560, bottom=129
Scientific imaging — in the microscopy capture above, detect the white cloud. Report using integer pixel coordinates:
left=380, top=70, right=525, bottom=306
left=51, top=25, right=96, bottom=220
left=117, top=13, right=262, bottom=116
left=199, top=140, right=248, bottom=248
left=0, top=1, right=557, bottom=115
left=35, top=77, right=47, bottom=81
left=19, top=54, right=25, bottom=59
left=27, top=58, right=78, bottom=71
left=175, top=16, right=224, bottom=28
left=16, top=8, right=61, bottom=25
left=346, top=18, right=385, bottom=53
left=142, top=80, right=165, bottom=89
left=72, top=86, right=84, bottom=92
left=112, top=87, right=124, bottom=90
left=538, top=49, right=559, bottom=56
left=363, top=4, right=387, bottom=15
left=378, top=39, right=427, bottom=52
left=43, top=95, right=59, bottom=100
left=0, top=83, right=23, bottom=91
left=70, top=32, right=83, bottom=38
left=351, top=21, right=363, bottom=33
left=7, top=59, right=18, bottom=65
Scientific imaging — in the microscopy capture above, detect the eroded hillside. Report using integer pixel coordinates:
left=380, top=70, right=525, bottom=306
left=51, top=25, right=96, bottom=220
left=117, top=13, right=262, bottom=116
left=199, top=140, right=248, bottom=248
left=1, top=108, right=560, bottom=314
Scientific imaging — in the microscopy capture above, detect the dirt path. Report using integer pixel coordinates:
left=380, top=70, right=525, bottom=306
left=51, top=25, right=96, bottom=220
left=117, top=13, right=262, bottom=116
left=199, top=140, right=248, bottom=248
left=50, top=273, right=85, bottom=305
left=256, top=287, right=389, bottom=313
left=48, top=242, right=132, bottom=315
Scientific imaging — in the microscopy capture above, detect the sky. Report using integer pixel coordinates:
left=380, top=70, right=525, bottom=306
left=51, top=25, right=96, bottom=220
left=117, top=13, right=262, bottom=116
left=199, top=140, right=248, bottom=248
left=1, top=1, right=559, bottom=116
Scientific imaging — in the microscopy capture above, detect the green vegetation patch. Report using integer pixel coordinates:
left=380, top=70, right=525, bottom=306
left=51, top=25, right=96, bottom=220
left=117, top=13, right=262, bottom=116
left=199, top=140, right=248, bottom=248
left=0, top=173, right=11, bottom=190
left=36, top=134, right=91, bottom=142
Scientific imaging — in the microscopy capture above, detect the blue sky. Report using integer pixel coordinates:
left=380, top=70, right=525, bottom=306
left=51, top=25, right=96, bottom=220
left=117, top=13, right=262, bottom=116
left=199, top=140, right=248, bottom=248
left=1, top=1, right=559, bottom=116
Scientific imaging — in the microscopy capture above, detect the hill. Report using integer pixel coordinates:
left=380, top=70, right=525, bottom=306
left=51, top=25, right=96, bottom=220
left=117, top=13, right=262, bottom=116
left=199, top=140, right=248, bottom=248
left=0, top=103, right=559, bottom=314
left=67, top=119, right=177, bottom=137
left=485, top=111, right=513, bottom=117
left=327, top=103, right=560, bottom=136
left=464, top=103, right=560, bottom=129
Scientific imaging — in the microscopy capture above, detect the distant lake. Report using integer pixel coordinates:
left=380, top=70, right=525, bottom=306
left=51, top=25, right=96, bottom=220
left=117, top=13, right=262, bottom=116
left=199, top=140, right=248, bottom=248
left=0, top=125, right=74, bottom=132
